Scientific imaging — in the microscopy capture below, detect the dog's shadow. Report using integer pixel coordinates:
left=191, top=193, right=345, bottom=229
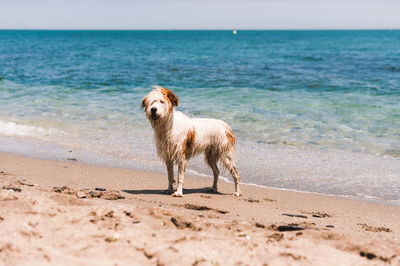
left=122, top=187, right=227, bottom=196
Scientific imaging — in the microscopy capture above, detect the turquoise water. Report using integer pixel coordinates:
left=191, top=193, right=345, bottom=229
left=0, top=30, right=399, bottom=203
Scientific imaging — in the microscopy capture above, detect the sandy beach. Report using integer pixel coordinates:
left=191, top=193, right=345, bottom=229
left=0, top=151, right=399, bottom=265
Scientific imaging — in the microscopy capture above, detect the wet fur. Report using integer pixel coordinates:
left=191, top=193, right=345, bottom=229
left=142, top=86, right=241, bottom=197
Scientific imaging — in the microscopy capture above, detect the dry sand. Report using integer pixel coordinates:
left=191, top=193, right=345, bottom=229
left=0, top=151, right=399, bottom=265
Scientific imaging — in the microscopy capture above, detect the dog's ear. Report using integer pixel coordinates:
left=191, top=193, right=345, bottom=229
left=141, top=96, right=148, bottom=110
left=153, top=85, right=179, bottom=107
left=165, top=89, right=179, bottom=107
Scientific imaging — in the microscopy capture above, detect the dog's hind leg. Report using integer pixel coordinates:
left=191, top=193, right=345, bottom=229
left=210, top=163, right=220, bottom=192
left=222, top=154, right=242, bottom=197
left=172, top=159, right=186, bottom=197
left=205, top=151, right=220, bottom=192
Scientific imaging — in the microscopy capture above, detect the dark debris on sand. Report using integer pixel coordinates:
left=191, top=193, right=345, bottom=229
left=183, top=204, right=228, bottom=214
left=282, top=213, right=308, bottom=219
left=357, top=223, right=392, bottom=233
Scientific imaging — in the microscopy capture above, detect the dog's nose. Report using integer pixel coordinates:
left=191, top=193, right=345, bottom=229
left=151, top=107, right=157, bottom=114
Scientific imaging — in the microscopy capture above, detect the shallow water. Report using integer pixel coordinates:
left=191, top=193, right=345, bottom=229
left=0, top=30, right=399, bottom=203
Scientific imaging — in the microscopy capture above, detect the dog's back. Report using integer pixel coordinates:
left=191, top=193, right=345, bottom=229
left=191, top=117, right=235, bottom=155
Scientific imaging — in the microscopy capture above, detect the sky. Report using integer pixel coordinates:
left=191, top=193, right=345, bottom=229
left=1, top=0, right=400, bottom=30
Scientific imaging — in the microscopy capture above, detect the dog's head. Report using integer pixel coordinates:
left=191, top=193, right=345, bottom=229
left=142, top=86, right=179, bottom=124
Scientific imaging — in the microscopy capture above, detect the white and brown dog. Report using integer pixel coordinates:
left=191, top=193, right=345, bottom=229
left=142, top=86, right=241, bottom=197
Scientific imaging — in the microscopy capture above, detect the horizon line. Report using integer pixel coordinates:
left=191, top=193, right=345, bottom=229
left=1, top=28, right=400, bottom=31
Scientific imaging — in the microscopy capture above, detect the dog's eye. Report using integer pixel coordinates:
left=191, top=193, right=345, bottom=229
left=160, top=100, right=164, bottom=104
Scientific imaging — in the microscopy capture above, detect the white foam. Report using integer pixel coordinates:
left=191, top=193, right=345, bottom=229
left=187, top=169, right=232, bottom=184
left=0, top=120, right=64, bottom=138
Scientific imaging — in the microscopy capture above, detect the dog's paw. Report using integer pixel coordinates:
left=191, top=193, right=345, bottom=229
left=206, top=187, right=218, bottom=193
left=231, top=191, right=242, bottom=197
left=163, top=189, right=174, bottom=195
left=171, top=191, right=183, bottom=197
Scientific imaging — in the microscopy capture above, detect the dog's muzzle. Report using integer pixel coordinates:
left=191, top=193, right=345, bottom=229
left=151, top=107, right=159, bottom=121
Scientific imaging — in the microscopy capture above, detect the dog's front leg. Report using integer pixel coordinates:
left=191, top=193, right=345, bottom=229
left=172, top=159, right=186, bottom=197
left=164, top=162, right=175, bottom=194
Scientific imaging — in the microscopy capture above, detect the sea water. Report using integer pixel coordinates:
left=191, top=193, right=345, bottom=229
left=0, top=30, right=399, bottom=204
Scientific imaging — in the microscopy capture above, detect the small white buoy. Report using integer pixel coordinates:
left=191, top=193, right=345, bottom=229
left=233, top=30, right=237, bottom=35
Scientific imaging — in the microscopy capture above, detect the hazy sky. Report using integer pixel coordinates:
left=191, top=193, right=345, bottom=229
left=1, top=0, right=400, bottom=30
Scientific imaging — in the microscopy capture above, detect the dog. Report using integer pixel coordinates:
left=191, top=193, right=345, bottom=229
left=142, top=86, right=241, bottom=197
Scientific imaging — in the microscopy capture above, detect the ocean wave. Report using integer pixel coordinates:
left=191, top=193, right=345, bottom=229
left=301, top=56, right=323, bottom=61
left=0, top=120, right=64, bottom=138
left=387, top=66, right=400, bottom=72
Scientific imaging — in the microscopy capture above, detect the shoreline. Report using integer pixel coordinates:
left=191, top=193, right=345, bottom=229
left=1, top=151, right=400, bottom=264
left=0, top=136, right=400, bottom=206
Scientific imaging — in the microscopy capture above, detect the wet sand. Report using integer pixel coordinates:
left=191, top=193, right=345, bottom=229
left=0, top=152, right=399, bottom=265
